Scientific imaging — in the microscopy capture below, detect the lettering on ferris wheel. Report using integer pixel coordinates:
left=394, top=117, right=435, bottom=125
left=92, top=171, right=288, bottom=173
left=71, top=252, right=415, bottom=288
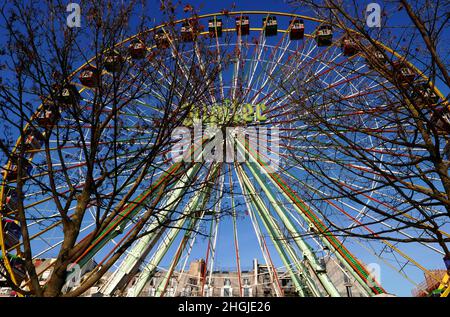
left=181, top=100, right=267, bottom=127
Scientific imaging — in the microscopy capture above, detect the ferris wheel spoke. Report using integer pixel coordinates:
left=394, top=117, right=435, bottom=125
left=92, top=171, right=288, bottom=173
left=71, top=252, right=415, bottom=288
left=24, top=148, right=153, bottom=183
left=263, top=83, right=396, bottom=123
left=274, top=176, right=421, bottom=291
left=128, top=164, right=220, bottom=296
left=285, top=160, right=450, bottom=238
left=22, top=134, right=157, bottom=159
left=32, top=221, right=97, bottom=259
left=225, top=164, right=243, bottom=296
left=241, top=26, right=266, bottom=103
left=12, top=168, right=169, bottom=254
left=239, top=137, right=385, bottom=295
left=119, top=59, right=185, bottom=114
left=100, top=163, right=205, bottom=296
left=282, top=166, right=446, bottom=256
left=259, top=61, right=389, bottom=119
left=246, top=35, right=295, bottom=106
left=247, top=39, right=325, bottom=113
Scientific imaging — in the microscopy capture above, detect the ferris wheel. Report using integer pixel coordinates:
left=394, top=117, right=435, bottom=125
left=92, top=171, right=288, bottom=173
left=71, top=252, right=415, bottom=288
left=0, top=11, right=448, bottom=297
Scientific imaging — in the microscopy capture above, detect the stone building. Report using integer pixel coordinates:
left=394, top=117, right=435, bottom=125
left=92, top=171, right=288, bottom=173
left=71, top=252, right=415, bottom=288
left=122, top=257, right=369, bottom=297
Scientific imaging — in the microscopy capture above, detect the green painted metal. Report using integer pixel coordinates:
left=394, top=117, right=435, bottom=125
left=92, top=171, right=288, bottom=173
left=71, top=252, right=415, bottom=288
left=152, top=217, right=198, bottom=297
left=151, top=174, right=224, bottom=297
left=240, top=159, right=341, bottom=297
left=130, top=165, right=220, bottom=297
left=235, top=164, right=311, bottom=297
left=100, top=163, right=202, bottom=295
left=76, top=161, right=183, bottom=269
left=237, top=138, right=384, bottom=295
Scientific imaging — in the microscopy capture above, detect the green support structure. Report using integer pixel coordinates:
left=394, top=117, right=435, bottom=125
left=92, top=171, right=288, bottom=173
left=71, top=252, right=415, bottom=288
left=235, top=164, right=312, bottom=297
left=153, top=173, right=225, bottom=297
left=237, top=154, right=341, bottom=296
left=129, top=164, right=220, bottom=297
left=100, top=163, right=202, bottom=295
left=75, top=161, right=184, bottom=270
left=237, top=138, right=383, bottom=296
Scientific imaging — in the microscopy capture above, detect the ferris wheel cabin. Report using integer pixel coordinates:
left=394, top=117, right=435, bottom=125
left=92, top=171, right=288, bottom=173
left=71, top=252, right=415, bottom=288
left=1, top=186, right=18, bottom=215
left=235, top=16, right=250, bottom=36
left=3, top=156, right=33, bottom=182
left=0, top=255, right=27, bottom=283
left=52, top=83, right=81, bottom=108
left=154, top=30, right=170, bottom=49
left=22, top=127, right=44, bottom=152
left=79, top=65, right=101, bottom=87
left=263, top=16, right=278, bottom=37
left=128, top=40, right=147, bottom=59
left=104, top=50, right=125, bottom=73
left=208, top=18, right=223, bottom=37
left=412, top=80, right=440, bottom=106
left=431, top=108, right=450, bottom=135
left=366, top=50, right=387, bottom=69
left=341, top=36, right=359, bottom=56
left=289, top=19, right=305, bottom=40
left=36, top=101, right=60, bottom=128
left=2, top=219, right=21, bottom=250
left=392, top=60, right=416, bottom=85
left=316, top=25, right=333, bottom=46
left=181, top=19, right=199, bottom=42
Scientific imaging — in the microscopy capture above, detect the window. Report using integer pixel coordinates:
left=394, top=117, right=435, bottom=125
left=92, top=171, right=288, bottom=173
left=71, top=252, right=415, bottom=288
left=346, top=286, right=353, bottom=297
left=281, top=279, right=292, bottom=288
left=343, top=274, right=351, bottom=284
left=166, top=287, right=175, bottom=297
left=204, top=285, right=212, bottom=297
left=224, top=278, right=231, bottom=286
left=243, top=278, right=250, bottom=286
left=223, top=287, right=232, bottom=297
left=182, top=287, right=191, bottom=296
left=243, top=287, right=252, bottom=297
left=0, top=288, right=11, bottom=295
left=40, top=270, right=51, bottom=281
left=281, top=279, right=288, bottom=287
left=188, top=278, right=197, bottom=286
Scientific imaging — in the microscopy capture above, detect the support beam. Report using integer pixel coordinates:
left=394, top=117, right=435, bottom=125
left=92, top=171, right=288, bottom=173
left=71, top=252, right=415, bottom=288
left=239, top=152, right=340, bottom=296
left=235, top=163, right=315, bottom=297
left=237, top=138, right=384, bottom=296
left=128, top=164, right=220, bottom=297
left=100, top=163, right=202, bottom=295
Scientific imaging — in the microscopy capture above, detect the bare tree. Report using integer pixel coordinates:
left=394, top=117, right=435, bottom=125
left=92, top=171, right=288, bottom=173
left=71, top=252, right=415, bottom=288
left=0, top=0, right=234, bottom=296
left=280, top=0, right=450, bottom=272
